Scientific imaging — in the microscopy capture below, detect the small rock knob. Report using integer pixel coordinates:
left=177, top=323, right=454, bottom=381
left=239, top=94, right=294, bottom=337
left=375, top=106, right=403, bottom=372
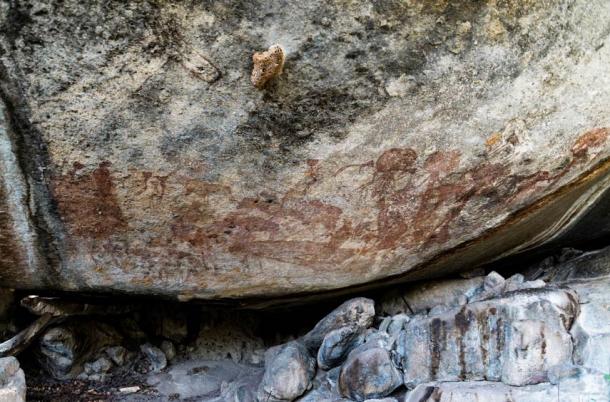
left=251, top=45, right=285, bottom=89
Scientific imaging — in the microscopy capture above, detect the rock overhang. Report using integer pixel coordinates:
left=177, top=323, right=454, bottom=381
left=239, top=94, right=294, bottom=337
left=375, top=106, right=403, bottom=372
left=0, top=0, right=609, bottom=303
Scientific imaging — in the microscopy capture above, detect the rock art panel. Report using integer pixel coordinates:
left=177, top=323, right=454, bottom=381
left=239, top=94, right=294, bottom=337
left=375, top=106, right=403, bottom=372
left=0, top=1, right=609, bottom=300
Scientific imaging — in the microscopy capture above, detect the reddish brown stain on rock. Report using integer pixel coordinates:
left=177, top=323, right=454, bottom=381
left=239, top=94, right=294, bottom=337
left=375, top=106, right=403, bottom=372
left=52, top=162, right=126, bottom=238
left=375, top=148, right=418, bottom=172
left=73, top=128, right=610, bottom=281
left=571, top=128, right=609, bottom=158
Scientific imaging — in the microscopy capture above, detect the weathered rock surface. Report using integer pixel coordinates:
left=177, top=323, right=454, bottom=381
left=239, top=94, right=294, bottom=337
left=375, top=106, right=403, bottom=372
left=257, top=341, right=316, bottom=402
left=303, top=298, right=374, bottom=352
left=398, top=287, right=578, bottom=387
left=317, top=325, right=363, bottom=370
left=1, top=1, right=610, bottom=301
left=0, top=357, right=25, bottom=402
left=405, top=367, right=610, bottom=402
left=147, top=359, right=263, bottom=401
left=38, top=321, right=122, bottom=379
left=338, top=347, right=402, bottom=401
left=140, top=343, right=167, bottom=373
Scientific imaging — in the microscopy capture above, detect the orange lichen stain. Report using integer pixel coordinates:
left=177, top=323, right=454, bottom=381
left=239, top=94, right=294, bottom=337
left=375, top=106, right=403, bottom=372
left=571, top=128, right=609, bottom=158
left=52, top=161, right=127, bottom=238
left=485, top=132, right=502, bottom=150
left=251, top=45, right=285, bottom=89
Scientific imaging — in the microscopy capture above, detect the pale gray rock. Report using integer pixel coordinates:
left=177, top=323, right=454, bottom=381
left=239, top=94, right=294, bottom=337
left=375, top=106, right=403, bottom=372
left=160, top=340, right=176, bottom=362
left=148, top=359, right=263, bottom=401
left=405, top=366, right=610, bottom=402
left=317, top=325, right=364, bottom=370
left=0, top=357, right=25, bottom=402
left=84, top=356, right=113, bottom=375
left=38, top=321, right=121, bottom=379
left=38, top=326, right=78, bottom=379
left=469, top=271, right=506, bottom=302
left=386, top=314, right=409, bottom=336
left=257, top=342, right=316, bottom=402
left=405, top=381, right=557, bottom=402
left=378, top=277, right=484, bottom=316
left=1, top=0, right=610, bottom=303
left=398, top=287, right=578, bottom=388
left=503, top=273, right=525, bottom=292
left=303, top=298, right=374, bottom=352
left=569, top=277, right=610, bottom=373
left=338, top=347, right=402, bottom=401
left=140, top=343, right=167, bottom=373
left=484, top=271, right=506, bottom=292
left=296, top=389, right=350, bottom=402
left=364, top=399, right=397, bottom=402
left=104, top=346, right=128, bottom=366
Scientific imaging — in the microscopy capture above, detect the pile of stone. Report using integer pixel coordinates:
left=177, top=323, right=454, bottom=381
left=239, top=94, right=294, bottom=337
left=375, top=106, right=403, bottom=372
left=3, top=250, right=610, bottom=401
left=253, top=270, right=610, bottom=402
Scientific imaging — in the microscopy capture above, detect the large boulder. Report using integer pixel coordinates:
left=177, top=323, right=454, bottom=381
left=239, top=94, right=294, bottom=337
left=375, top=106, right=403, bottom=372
left=338, top=347, right=402, bottom=401
left=1, top=1, right=610, bottom=302
left=257, top=342, right=316, bottom=402
left=398, top=287, right=578, bottom=387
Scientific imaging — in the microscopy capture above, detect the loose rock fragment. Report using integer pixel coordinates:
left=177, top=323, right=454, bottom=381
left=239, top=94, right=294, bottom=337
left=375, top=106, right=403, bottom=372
left=38, top=321, right=122, bottom=379
left=303, top=298, right=375, bottom=352
left=338, top=347, right=402, bottom=401
left=251, top=45, right=285, bottom=89
left=317, top=325, right=363, bottom=370
left=257, top=341, right=315, bottom=402
left=140, top=343, right=167, bottom=373
left=83, top=356, right=113, bottom=376
left=160, top=340, right=176, bottom=361
left=119, top=386, right=140, bottom=394
left=0, top=357, right=26, bottom=402
left=104, top=346, right=128, bottom=366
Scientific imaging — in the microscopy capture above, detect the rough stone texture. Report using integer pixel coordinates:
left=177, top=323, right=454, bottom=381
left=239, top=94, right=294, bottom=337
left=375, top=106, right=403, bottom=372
left=147, top=359, right=263, bottom=401
left=398, top=287, right=578, bottom=387
left=405, top=365, right=610, bottom=402
left=567, top=277, right=610, bottom=374
left=140, top=343, right=167, bottom=373
left=38, top=321, right=122, bottom=379
left=0, top=1, right=610, bottom=302
left=0, top=357, right=25, bottom=402
left=338, top=347, right=402, bottom=401
left=379, top=277, right=484, bottom=316
left=303, top=298, right=374, bottom=352
left=257, top=341, right=316, bottom=402
left=317, top=325, right=363, bottom=370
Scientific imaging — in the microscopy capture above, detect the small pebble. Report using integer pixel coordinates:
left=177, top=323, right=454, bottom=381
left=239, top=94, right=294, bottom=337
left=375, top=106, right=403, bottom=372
left=119, top=386, right=140, bottom=394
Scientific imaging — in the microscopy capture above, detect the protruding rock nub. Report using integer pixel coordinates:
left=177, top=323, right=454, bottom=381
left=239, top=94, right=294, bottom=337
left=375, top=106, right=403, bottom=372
left=251, top=45, right=285, bottom=89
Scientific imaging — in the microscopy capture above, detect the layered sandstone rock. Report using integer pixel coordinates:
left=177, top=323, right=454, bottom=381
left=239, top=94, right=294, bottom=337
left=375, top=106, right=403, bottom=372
left=0, top=1, right=610, bottom=301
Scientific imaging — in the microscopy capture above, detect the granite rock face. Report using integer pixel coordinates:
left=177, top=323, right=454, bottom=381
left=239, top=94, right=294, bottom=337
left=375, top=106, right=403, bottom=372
left=338, top=347, right=402, bottom=401
left=257, top=342, right=316, bottom=402
left=0, top=357, right=25, bottom=402
left=397, top=286, right=578, bottom=387
left=0, top=1, right=610, bottom=301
